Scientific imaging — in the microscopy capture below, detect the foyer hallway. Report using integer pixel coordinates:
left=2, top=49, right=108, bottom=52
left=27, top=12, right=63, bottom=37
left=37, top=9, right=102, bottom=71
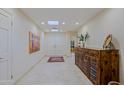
left=16, top=55, right=92, bottom=85
left=1, top=8, right=123, bottom=85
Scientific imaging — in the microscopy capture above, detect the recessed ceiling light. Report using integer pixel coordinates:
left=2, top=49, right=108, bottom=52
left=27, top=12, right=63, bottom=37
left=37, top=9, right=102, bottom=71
left=62, top=22, right=65, bottom=25
left=48, top=20, right=59, bottom=25
left=75, top=22, right=79, bottom=25
left=41, top=22, right=45, bottom=25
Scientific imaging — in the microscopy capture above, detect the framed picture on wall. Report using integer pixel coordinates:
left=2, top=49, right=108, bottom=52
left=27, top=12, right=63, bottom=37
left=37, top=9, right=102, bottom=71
left=29, top=31, right=40, bottom=53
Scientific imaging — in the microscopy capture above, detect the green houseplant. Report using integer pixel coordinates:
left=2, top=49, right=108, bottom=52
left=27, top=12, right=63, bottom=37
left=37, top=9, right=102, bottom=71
left=79, top=34, right=84, bottom=42
left=85, top=32, right=89, bottom=42
left=79, top=32, right=89, bottom=48
left=79, top=34, right=85, bottom=48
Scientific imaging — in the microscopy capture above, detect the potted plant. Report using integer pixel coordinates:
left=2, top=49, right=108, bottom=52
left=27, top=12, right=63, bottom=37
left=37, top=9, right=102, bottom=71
left=84, top=32, right=90, bottom=47
left=79, top=34, right=85, bottom=48
left=78, top=32, right=89, bottom=48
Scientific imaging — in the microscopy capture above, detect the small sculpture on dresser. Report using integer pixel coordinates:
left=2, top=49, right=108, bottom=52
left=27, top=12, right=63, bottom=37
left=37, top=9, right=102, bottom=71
left=103, top=34, right=115, bottom=49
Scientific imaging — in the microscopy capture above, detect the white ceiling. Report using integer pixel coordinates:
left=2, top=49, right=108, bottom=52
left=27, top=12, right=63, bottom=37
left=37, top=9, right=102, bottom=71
left=20, top=8, right=104, bottom=32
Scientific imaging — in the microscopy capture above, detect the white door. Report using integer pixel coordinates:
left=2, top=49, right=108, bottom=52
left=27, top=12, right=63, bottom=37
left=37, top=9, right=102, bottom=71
left=45, top=32, right=67, bottom=56
left=0, top=9, right=12, bottom=82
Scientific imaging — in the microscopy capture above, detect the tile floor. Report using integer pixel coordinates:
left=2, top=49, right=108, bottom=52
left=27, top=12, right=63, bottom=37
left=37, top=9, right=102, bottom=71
left=17, top=55, right=92, bottom=85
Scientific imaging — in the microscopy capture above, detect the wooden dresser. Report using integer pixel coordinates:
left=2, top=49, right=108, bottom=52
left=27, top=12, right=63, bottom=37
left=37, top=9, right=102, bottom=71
left=75, top=47, right=119, bottom=85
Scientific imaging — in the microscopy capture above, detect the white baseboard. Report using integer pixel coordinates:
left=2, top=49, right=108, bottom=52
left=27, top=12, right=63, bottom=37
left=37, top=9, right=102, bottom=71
left=0, top=80, right=15, bottom=85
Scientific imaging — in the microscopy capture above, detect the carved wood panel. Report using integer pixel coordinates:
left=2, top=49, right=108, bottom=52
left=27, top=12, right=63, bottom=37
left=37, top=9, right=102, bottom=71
left=75, top=48, right=119, bottom=85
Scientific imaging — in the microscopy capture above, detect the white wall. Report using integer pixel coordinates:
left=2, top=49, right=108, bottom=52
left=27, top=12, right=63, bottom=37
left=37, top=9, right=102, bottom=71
left=4, top=9, right=45, bottom=82
left=78, top=9, right=124, bottom=84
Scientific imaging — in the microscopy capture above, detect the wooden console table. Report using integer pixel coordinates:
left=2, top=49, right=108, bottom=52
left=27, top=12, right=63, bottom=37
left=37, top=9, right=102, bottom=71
left=75, top=47, right=119, bottom=85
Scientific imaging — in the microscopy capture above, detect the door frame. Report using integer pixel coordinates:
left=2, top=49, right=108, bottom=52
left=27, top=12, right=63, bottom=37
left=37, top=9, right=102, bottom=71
left=0, top=8, right=14, bottom=84
left=45, top=32, right=68, bottom=56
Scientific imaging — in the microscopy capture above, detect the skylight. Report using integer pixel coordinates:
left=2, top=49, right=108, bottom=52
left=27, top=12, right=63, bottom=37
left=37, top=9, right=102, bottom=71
left=51, top=29, right=59, bottom=32
left=48, top=20, right=59, bottom=25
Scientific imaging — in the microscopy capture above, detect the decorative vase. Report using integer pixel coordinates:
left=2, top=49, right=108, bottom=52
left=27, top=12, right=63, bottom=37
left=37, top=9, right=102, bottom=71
left=80, top=41, right=85, bottom=48
left=83, top=42, right=85, bottom=48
